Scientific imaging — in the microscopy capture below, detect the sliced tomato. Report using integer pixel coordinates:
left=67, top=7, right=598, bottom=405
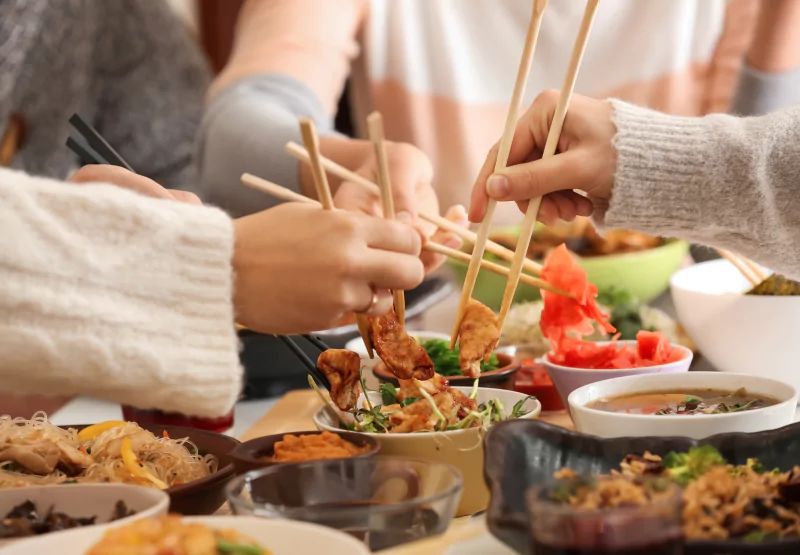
left=636, top=330, right=670, bottom=363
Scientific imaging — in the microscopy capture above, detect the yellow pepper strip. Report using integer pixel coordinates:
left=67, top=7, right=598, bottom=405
left=121, top=437, right=169, bottom=489
left=77, top=421, right=126, bottom=442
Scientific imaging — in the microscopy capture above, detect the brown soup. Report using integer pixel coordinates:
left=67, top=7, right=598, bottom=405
left=587, top=388, right=779, bottom=416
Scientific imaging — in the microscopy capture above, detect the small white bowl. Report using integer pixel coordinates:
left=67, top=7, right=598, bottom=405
left=313, top=386, right=540, bottom=516
left=345, top=331, right=450, bottom=371
left=0, top=484, right=168, bottom=546
left=569, top=371, right=798, bottom=439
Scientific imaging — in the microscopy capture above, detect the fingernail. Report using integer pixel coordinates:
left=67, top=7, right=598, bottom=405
left=444, top=237, right=462, bottom=249
left=486, top=175, right=509, bottom=197
left=396, top=211, right=413, bottom=224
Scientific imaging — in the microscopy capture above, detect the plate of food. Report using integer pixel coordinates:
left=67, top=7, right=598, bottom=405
left=484, top=418, right=800, bottom=554
left=0, top=413, right=239, bottom=514
left=2, top=514, right=371, bottom=555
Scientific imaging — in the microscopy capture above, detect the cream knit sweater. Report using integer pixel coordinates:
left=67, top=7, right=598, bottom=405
left=0, top=168, right=241, bottom=417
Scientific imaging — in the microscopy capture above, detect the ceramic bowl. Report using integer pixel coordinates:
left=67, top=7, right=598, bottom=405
left=671, top=259, right=800, bottom=396
left=569, top=371, right=798, bottom=439
left=543, top=340, right=693, bottom=409
left=229, top=430, right=380, bottom=474
left=0, top=484, right=168, bottom=546
left=312, top=386, right=540, bottom=516
left=373, top=352, right=520, bottom=390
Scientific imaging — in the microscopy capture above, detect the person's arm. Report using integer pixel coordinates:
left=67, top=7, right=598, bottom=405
left=0, top=168, right=241, bottom=417
left=731, top=0, right=800, bottom=115
left=92, top=0, right=211, bottom=188
left=197, top=0, right=367, bottom=217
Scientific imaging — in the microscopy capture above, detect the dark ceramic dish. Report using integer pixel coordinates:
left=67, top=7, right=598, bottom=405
left=373, top=353, right=520, bottom=390
left=483, top=419, right=800, bottom=555
left=73, top=423, right=239, bottom=515
left=229, top=430, right=380, bottom=474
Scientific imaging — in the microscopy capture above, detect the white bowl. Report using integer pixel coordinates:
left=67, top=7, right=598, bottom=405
left=313, top=386, right=540, bottom=516
left=345, top=331, right=450, bottom=370
left=671, top=260, right=800, bottom=396
left=0, top=484, right=168, bottom=546
left=569, top=371, right=798, bottom=439
left=2, top=515, right=370, bottom=555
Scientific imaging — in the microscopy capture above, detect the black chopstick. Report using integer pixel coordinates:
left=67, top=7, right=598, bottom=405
left=67, top=114, right=134, bottom=171
left=302, top=334, right=332, bottom=353
left=66, top=136, right=109, bottom=167
left=275, top=335, right=331, bottom=390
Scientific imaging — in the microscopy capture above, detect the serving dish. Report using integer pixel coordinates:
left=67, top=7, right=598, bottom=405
left=0, top=484, right=168, bottom=546
left=671, top=259, right=800, bottom=396
left=313, top=386, right=541, bottom=516
left=373, top=351, right=520, bottom=390
left=543, top=340, right=693, bottom=408
left=484, top=418, right=800, bottom=555
left=1, top=515, right=371, bottom=555
left=569, top=371, right=798, bottom=439
left=229, top=430, right=380, bottom=474
left=227, top=457, right=462, bottom=551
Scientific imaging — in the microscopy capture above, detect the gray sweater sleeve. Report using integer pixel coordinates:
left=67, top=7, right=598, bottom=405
left=730, top=62, right=800, bottom=116
left=196, top=74, right=334, bottom=218
left=603, top=100, right=800, bottom=280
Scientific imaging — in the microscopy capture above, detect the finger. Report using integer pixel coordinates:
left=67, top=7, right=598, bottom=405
left=334, top=179, right=381, bottom=216
left=537, top=198, right=559, bottom=227
left=488, top=149, right=593, bottom=202
left=507, top=90, right=560, bottom=166
left=356, top=286, right=394, bottom=317
left=384, top=144, right=434, bottom=220
left=168, top=190, right=203, bottom=205
left=550, top=192, right=577, bottom=222
left=360, top=217, right=422, bottom=255
left=361, top=251, right=425, bottom=291
left=70, top=165, right=173, bottom=200
left=468, top=143, right=500, bottom=223
left=574, top=194, right=594, bottom=217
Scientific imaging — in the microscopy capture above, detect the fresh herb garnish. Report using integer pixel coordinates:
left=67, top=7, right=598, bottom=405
left=596, top=287, right=653, bottom=340
left=400, top=397, right=421, bottom=408
left=217, top=539, right=264, bottom=555
left=744, top=531, right=779, bottom=544
left=511, top=396, right=537, bottom=418
left=378, top=383, right=398, bottom=405
left=420, top=339, right=499, bottom=376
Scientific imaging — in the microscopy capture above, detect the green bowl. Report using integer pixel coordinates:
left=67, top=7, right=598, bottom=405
left=447, top=229, right=689, bottom=310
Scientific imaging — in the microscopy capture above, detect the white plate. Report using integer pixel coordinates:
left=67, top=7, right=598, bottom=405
left=2, top=516, right=371, bottom=555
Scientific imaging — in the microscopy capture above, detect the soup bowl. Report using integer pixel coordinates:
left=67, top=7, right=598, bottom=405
left=312, top=386, right=540, bottom=516
left=568, top=372, right=798, bottom=439
left=543, top=340, right=693, bottom=409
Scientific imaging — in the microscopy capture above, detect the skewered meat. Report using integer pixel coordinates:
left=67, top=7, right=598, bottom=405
left=368, top=308, right=434, bottom=380
left=317, top=349, right=363, bottom=411
left=458, top=300, right=500, bottom=378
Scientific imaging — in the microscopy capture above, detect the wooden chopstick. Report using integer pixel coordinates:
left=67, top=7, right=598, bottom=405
left=242, top=173, right=316, bottom=205
left=497, top=0, right=601, bottom=331
left=1, top=114, right=25, bottom=168
left=717, top=249, right=761, bottom=286
left=366, top=112, right=405, bottom=324
left=451, top=0, right=550, bottom=349
left=298, top=118, right=375, bottom=358
left=285, top=142, right=544, bottom=275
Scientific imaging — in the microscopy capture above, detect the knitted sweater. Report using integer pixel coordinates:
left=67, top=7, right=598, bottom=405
left=0, top=168, right=241, bottom=418
left=606, top=100, right=800, bottom=280
left=0, top=0, right=210, bottom=187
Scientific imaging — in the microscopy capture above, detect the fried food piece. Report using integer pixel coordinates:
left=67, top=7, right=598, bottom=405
left=397, top=374, right=449, bottom=402
left=317, top=349, right=363, bottom=411
left=368, top=308, right=434, bottom=380
left=458, top=300, right=500, bottom=378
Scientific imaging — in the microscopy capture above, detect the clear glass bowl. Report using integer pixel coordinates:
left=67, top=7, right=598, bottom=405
left=226, top=456, right=463, bottom=551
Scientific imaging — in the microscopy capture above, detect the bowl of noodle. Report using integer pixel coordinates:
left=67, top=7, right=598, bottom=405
left=0, top=413, right=239, bottom=515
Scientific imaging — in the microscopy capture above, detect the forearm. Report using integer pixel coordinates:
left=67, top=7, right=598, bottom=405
left=0, top=169, right=241, bottom=417
left=603, top=101, right=800, bottom=279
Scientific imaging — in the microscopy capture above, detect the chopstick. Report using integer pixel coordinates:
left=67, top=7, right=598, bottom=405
left=67, top=114, right=134, bottom=171
left=366, top=112, right=405, bottom=324
left=238, top=175, right=569, bottom=297
left=717, top=249, right=762, bottom=286
left=275, top=335, right=331, bottom=390
left=298, top=117, right=375, bottom=359
left=1, top=114, right=25, bottom=168
left=496, top=0, right=601, bottom=331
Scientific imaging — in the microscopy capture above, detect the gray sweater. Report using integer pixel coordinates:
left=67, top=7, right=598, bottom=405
left=0, top=0, right=210, bottom=187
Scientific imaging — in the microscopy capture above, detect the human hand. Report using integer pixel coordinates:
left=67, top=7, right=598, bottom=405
left=418, top=205, right=468, bottom=274
left=469, top=92, right=616, bottom=226
left=70, top=165, right=201, bottom=205
left=232, top=202, right=425, bottom=334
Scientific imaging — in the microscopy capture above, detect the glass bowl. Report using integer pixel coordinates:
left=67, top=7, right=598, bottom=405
left=226, top=456, right=462, bottom=551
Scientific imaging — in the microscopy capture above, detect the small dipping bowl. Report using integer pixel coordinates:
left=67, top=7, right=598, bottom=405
left=543, top=340, right=693, bottom=410
left=527, top=477, right=684, bottom=555
left=226, top=457, right=462, bottom=551
left=229, top=430, right=380, bottom=474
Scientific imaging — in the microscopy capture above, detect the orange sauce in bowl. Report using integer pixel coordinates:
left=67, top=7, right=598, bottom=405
left=270, top=432, right=369, bottom=463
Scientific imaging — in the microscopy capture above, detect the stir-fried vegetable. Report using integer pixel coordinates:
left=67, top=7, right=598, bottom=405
left=662, top=445, right=726, bottom=486
left=217, top=538, right=266, bottom=555
left=77, top=421, right=125, bottom=442
left=421, top=339, right=499, bottom=377
left=120, top=437, right=168, bottom=489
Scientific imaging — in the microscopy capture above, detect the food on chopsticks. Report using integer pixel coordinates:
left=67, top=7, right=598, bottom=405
left=456, top=299, right=501, bottom=378
left=553, top=446, right=800, bottom=541
left=269, top=432, right=369, bottom=463
left=87, top=515, right=271, bottom=555
left=0, top=413, right=216, bottom=489
left=316, top=349, right=362, bottom=411
left=0, top=500, right=133, bottom=539
left=368, top=307, right=434, bottom=380
left=420, top=338, right=499, bottom=377
left=747, top=273, right=800, bottom=296
left=588, top=387, right=778, bottom=416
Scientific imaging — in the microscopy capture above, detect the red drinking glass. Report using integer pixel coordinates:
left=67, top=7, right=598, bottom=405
left=121, top=406, right=234, bottom=433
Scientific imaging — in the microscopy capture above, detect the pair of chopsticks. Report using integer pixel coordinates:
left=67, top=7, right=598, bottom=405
left=1, top=114, right=25, bottom=167
left=65, top=114, right=134, bottom=171
left=717, top=249, right=767, bottom=286
left=275, top=334, right=332, bottom=391
left=453, top=0, right=601, bottom=347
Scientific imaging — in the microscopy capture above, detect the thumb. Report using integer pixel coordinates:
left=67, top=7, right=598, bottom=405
left=486, top=150, right=590, bottom=202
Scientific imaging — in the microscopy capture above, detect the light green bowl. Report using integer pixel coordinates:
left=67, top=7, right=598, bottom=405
left=447, top=229, right=689, bottom=310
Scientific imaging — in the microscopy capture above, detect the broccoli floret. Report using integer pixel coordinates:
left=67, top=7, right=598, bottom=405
left=662, top=446, right=726, bottom=486
left=747, top=458, right=766, bottom=474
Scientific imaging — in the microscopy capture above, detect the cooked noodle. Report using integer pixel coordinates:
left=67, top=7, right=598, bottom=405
left=0, top=412, right=216, bottom=489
